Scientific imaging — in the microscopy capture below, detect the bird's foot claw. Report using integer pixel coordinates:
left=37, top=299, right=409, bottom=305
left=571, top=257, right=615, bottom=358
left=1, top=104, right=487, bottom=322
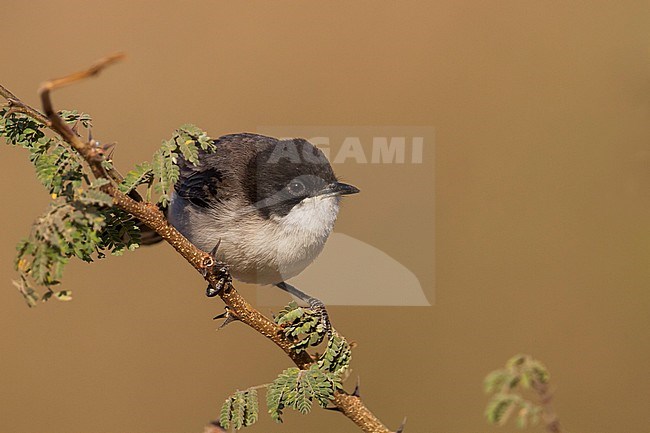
left=202, top=250, right=231, bottom=297
left=204, top=265, right=231, bottom=297
left=307, top=298, right=332, bottom=337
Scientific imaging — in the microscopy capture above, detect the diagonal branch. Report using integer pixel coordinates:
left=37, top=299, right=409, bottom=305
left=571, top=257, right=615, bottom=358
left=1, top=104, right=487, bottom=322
left=2, top=54, right=397, bottom=433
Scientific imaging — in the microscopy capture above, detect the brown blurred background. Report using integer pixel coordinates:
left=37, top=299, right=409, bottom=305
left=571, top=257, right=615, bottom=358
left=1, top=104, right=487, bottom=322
left=2, top=1, right=649, bottom=432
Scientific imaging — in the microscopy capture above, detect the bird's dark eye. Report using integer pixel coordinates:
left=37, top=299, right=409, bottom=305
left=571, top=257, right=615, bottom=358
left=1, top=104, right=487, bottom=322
left=287, top=180, right=306, bottom=196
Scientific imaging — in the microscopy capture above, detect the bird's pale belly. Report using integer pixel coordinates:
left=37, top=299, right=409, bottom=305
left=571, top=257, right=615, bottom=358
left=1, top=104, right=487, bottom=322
left=210, top=216, right=330, bottom=285
left=218, top=240, right=323, bottom=285
left=169, top=193, right=338, bottom=285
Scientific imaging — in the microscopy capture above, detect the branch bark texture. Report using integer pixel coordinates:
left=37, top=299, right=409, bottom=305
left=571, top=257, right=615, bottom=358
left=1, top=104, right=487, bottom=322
left=1, top=54, right=396, bottom=433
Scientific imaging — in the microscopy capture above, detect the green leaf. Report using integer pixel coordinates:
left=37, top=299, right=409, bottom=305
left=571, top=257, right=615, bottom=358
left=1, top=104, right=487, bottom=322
left=267, top=367, right=300, bottom=423
left=485, top=394, right=517, bottom=425
left=232, top=391, right=245, bottom=430
left=59, top=110, right=92, bottom=128
left=275, top=301, right=328, bottom=353
left=78, top=189, right=112, bottom=207
left=318, top=332, right=351, bottom=375
left=484, top=369, right=512, bottom=393
left=10, top=194, right=112, bottom=303
left=177, top=137, right=200, bottom=165
left=244, top=389, right=258, bottom=426
left=90, top=178, right=110, bottom=189
left=277, top=306, right=306, bottom=325
left=266, top=365, right=339, bottom=423
left=221, top=396, right=234, bottom=430
left=0, top=109, right=46, bottom=147
left=119, top=162, right=153, bottom=194
left=178, top=123, right=214, bottom=151
left=1, top=114, right=215, bottom=304
left=150, top=125, right=213, bottom=205
left=98, top=208, right=141, bottom=256
left=55, top=290, right=73, bottom=301
left=152, top=139, right=179, bottom=206
left=483, top=355, right=550, bottom=429
left=1, top=110, right=90, bottom=200
left=220, top=389, right=259, bottom=430
left=506, top=354, right=527, bottom=369
left=528, top=359, right=550, bottom=384
left=220, top=397, right=232, bottom=429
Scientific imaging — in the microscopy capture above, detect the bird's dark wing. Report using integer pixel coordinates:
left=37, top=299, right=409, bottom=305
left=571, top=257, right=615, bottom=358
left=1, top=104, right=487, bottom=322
left=174, top=133, right=275, bottom=208
left=175, top=151, right=224, bottom=208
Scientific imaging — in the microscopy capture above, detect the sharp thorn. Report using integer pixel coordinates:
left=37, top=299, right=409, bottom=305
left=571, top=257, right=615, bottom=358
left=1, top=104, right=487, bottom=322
left=71, top=121, right=79, bottom=135
left=219, top=314, right=237, bottom=329
left=209, top=239, right=222, bottom=258
left=352, top=376, right=361, bottom=397
left=324, top=406, right=342, bottom=412
left=204, top=420, right=227, bottom=433
left=213, top=307, right=238, bottom=329
left=213, top=311, right=228, bottom=320
left=395, top=417, right=407, bottom=433
left=100, top=141, right=116, bottom=151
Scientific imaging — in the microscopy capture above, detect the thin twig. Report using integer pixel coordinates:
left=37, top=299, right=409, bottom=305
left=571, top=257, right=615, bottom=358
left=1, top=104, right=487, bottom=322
left=38, top=52, right=126, bottom=99
left=0, top=83, right=19, bottom=100
left=533, top=382, right=561, bottom=433
left=0, top=83, right=50, bottom=126
left=1, top=72, right=139, bottom=197
left=2, top=54, right=397, bottom=433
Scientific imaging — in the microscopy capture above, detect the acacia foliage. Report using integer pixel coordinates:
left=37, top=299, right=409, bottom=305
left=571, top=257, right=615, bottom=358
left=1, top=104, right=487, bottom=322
left=484, top=354, right=551, bottom=429
left=0, top=108, right=211, bottom=305
left=219, top=304, right=352, bottom=430
left=2, top=108, right=353, bottom=430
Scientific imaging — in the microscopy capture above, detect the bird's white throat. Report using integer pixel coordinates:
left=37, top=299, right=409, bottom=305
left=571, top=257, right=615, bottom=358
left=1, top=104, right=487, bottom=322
left=274, top=195, right=340, bottom=240
left=268, top=195, right=340, bottom=280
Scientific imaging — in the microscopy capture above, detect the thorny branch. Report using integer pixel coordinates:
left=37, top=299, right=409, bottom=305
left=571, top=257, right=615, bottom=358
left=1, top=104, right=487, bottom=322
left=1, top=54, right=398, bottom=433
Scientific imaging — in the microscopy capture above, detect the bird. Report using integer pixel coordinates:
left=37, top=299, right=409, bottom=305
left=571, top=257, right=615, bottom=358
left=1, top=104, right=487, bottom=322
left=141, top=132, right=359, bottom=318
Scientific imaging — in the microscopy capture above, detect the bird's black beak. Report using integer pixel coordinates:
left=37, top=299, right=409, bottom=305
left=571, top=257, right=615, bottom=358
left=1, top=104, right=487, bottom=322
left=317, top=182, right=360, bottom=197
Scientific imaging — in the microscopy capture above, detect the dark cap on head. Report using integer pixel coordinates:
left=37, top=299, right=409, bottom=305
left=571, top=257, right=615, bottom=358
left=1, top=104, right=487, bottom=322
left=244, top=137, right=339, bottom=218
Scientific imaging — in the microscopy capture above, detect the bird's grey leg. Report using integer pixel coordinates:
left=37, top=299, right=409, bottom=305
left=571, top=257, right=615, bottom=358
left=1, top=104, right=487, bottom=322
left=276, top=281, right=331, bottom=335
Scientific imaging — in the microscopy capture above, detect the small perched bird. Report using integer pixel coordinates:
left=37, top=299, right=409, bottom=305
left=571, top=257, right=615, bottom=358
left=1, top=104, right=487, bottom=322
left=143, top=133, right=359, bottom=309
